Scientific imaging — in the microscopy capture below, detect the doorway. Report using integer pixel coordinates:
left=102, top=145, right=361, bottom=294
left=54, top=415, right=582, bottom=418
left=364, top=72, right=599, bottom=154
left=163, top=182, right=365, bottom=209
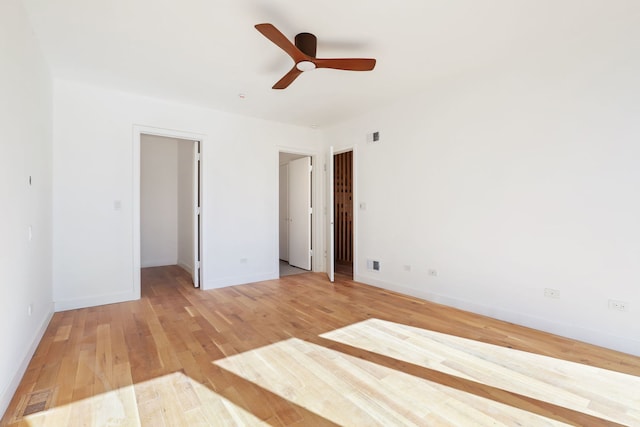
left=334, top=150, right=354, bottom=278
left=139, top=133, right=201, bottom=287
left=279, top=151, right=312, bottom=277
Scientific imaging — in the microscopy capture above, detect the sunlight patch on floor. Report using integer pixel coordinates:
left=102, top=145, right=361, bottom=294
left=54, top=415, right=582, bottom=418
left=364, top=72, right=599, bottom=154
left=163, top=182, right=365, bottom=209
left=215, top=338, right=569, bottom=426
left=321, top=318, right=640, bottom=426
left=23, top=372, right=267, bottom=427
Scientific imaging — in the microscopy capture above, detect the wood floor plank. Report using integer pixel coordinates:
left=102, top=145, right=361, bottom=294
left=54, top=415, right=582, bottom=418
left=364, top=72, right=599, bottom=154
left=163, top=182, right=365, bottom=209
left=2, top=265, right=639, bottom=426
left=320, top=318, right=640, bottom=426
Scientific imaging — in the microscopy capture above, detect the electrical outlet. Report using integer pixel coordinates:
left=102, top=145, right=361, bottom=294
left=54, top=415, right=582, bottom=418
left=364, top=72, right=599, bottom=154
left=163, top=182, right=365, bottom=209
left=608, top=299, right=628, bottom=312
left=403, top=265, right=411, bottom=272
left=240, top=258, right=248, bottom=264
left=544, top=288, right=560, bottom=298
left=428, top=269, right=438, bottom=277
left=28, top=303, right=33, bottom=316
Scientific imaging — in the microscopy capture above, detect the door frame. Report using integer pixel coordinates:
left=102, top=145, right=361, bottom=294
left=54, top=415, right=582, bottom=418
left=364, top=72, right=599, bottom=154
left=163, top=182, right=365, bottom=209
left=133, top=125, right=206, bottom=295
left=332, top=146, right=358, bottom=279
left=327, top=146, right=334, bottom=282
left=276, top=146, right=321, bottom=273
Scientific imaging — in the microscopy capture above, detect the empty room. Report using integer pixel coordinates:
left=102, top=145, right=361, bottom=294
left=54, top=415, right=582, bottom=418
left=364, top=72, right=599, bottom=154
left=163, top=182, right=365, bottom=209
left=1, top=0, right=639, bottom=425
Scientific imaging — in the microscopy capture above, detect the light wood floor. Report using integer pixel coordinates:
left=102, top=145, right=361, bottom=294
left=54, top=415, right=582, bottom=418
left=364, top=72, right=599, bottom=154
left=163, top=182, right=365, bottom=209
left=2, top=266, right=639, bottom=426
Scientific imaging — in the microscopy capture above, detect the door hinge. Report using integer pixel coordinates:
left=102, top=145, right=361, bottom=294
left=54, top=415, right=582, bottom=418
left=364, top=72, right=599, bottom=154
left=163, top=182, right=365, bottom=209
left=309, top=207, right=313, bottom=214
left=309, top=165, right=313, bottom=172
left=196, top=153, right=201, bottom=161
left=196, top=207, right=201, bottom=215
left=309, top=249, right=313, bottom=256
left=195, top=260, right=200, bottom=270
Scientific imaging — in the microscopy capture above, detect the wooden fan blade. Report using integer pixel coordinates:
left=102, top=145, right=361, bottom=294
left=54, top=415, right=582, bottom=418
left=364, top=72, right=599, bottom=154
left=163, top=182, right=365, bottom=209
left=255, top=23, right=308, bottom=63
left=273, top=66, right=303, bottom=89
left=313, top=58, right=376, bottom=71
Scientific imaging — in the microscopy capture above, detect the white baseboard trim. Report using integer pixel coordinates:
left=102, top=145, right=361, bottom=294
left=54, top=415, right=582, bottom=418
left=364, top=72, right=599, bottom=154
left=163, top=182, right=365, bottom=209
left=204, top=272, right=278, bottom=290
left=141, top=259, right=177, bottom=268
left=177, top=260, right=193, bottom=274
left=0, top=303, right=54, bottom=418
left=355, top=274, right=640, bottom=357
left=54, top=290, right=139, bottom=312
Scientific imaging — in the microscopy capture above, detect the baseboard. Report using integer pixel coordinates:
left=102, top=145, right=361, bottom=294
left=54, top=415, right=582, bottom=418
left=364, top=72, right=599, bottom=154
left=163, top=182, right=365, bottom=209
left=177, top=260, right=193, bottom=274
left=0, top=303, right=54, bottom=418
left=355, top=273, right=640, bottom=357
left=141, top=259, right=177, bottom=268
left=54, top=290, right=139, bottom=312
left=204, top=271, right=278, bottom=290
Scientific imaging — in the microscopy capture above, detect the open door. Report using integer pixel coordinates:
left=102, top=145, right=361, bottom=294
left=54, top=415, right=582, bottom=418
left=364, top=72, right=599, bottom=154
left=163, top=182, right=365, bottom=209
left=192, top=140, right=201, bottom=287
left=288, top=157, right=312, bottom=270
left=279, top=164, right=289, bottom=261
left=326, top=146, right=334, bottom=282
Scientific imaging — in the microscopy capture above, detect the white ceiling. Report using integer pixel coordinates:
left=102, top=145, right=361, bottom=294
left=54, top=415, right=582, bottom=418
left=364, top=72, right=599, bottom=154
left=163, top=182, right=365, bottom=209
left=21, top=0, right=640, bottom=128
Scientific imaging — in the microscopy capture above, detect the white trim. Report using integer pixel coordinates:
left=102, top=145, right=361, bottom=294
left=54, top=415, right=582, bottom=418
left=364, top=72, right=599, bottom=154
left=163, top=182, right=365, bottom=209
left=192, top=140, right=200, bottom=287
left=133, top=125, right=207, bottom=294
left=276, top=145, right=321, bottom=273
left=177, top=260, right=193, bottom=273
left=206, top=272, right=277, bottom=289
left=54, top=291, right=138, bottom=312
left=352, top=146, right=358, bottom=278
left=0, top=304, right=54, bottom=417
left=327, top=145, right=334, bottom=282
left=141, top=259, right=179, bottom=268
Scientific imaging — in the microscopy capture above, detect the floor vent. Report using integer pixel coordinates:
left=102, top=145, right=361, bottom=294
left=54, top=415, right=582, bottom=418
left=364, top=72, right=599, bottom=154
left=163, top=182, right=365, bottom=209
left=10, top=387, right=56, bottom=421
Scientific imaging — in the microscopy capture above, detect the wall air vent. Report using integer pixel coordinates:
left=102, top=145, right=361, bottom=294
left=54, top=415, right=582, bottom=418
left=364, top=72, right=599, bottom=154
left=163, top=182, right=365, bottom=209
left=366, top=131, right=380, bottom=144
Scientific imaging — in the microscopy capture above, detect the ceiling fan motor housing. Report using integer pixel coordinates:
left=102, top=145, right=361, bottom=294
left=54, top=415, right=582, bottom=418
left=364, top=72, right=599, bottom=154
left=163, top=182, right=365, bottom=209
left=295, top=32, right=317, bottom=58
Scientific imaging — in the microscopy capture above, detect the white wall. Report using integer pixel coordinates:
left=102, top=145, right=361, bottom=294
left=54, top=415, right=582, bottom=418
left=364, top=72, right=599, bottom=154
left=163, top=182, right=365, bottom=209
left=141, top=135, right=179, bottom=267
left=177, top=140, right=194, bottom=275
left=0, top=0, right=53, bottom=416
left=53, top=79, right=322, bottom=310
left=323, top=35, right=640, bottom=355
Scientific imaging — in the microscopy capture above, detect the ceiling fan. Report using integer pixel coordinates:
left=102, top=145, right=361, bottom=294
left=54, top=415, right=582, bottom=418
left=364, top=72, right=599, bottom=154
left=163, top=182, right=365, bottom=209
left=255, top=23, right=376, bottom=89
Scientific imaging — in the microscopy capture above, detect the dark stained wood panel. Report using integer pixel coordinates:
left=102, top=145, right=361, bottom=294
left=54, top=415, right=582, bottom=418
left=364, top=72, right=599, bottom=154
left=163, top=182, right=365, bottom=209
left=334, top=151, right=353, bottom=269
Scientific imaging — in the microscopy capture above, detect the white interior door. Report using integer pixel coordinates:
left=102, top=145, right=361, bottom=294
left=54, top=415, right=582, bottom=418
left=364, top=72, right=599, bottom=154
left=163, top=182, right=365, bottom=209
left=192, top=141, right=200, bottom=287
left=288, top=157, right=312, bottom=270
left=326, top=146, right=334, bottom=282
left=279, top=164, right=289, bottom=261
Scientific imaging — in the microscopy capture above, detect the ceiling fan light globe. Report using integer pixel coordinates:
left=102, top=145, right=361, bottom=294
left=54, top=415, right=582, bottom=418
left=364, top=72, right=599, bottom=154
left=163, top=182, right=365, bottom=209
left=296, top=61, right=316, bottom=72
